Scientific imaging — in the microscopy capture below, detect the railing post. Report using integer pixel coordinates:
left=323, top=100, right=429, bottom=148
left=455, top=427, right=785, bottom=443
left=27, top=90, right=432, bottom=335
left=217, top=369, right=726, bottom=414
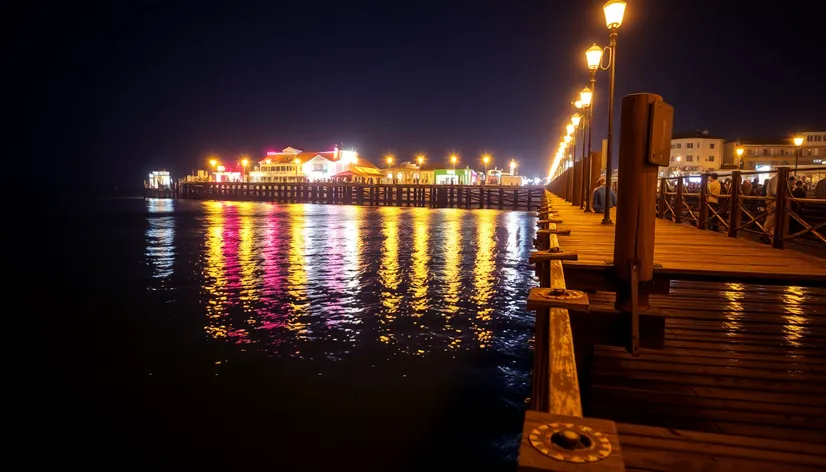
left=773, top=167, right=789, bottom=249
left=698, top=173, right=709, bottom=230
left=675, top=176, right=684, bottom=224
left=728, top=171, right=742, bottom=237
left=657, top=177, right=666, bottom=218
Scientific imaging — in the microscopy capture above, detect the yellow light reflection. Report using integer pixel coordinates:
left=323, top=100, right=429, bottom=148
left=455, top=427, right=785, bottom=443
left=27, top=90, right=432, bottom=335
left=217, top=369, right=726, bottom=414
left=204, top=201, right=228, bottom=339
left=472, top=210, right=495, bottom=348
left=378, top=206, right=402, bottom=344
left=409, top=208, right=431, bottom=313
left=287, top=204, right=310, bottom=338
left=782, top=286, right=809, bottom=347
left=443, top=209, right=462, bottom=350
left=721, top=282, right=744, bottom=334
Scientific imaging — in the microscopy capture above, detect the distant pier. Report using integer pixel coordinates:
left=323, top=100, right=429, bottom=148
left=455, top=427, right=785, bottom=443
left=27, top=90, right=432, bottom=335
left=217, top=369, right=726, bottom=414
left=146, top=182, right=544, bottom=210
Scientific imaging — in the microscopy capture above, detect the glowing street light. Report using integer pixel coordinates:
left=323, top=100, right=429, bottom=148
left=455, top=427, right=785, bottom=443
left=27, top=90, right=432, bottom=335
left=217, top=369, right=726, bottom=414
left=735, top=147, right=744, bottom=169
left=510, top=159, right=517, bottom=175
left=794, top=135, right=805, bottom=174
left=598, top=0, right=627, bottom=224
left=586, top=44, right=603, bottom=71
left=417, top=154, right=424, bottom=166
left=566, top=124, right=575, bottom=136
left=572, top=113, right=582, bottom=127
left=603, top=0, right=627, bottom=28
left=386, top=155, right=394, bottom=170
left=564, top=135, right=572, bottom=144
left=450, top=154, right=458, bottom=169
left=209, top=158, right=218, bottom=182
left=294, top=157, right=301, bottom=177
left=580, top=87, right=593, bottom=107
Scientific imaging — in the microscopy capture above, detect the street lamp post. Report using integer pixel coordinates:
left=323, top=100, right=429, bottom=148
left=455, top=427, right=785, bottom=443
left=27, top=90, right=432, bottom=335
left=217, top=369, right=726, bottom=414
left=584, top=43, right=600, bottom=211
left=600, top=0, right=627, bottom=224
left=241, top=158, right=249, bottom=182
left=483, top=154, right=490, bottom=184
left=572, top=112, right=584, bottom=208
left=793, top=136, right=804, bottom=175
left=294, top=158, right=300, bottom=179
left=736, top=147, right=744, bottom=169
left=450, top=154, right=458, bottom=184
left=386, top=155, right=394, bottom=183
left=510, top=159, right=517, bottom=175
left=566, top=124, right=575, bottom=201
left=209, top=158, right=217, bottom=181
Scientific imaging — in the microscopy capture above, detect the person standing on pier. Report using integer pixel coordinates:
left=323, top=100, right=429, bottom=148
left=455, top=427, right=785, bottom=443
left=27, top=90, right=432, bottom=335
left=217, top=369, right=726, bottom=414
left=592, top=177, right=616, bottom=213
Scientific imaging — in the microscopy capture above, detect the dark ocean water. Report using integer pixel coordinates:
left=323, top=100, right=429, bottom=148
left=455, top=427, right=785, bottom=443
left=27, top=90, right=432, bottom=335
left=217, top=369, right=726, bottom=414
left=50, top=197, right=537, bottom=470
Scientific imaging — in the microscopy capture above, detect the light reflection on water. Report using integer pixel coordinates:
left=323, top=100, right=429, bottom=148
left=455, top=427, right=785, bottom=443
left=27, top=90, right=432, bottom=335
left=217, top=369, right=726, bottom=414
left=140, top=199, right=537, bottom=466
left=172, top=201, right=536, bottom=359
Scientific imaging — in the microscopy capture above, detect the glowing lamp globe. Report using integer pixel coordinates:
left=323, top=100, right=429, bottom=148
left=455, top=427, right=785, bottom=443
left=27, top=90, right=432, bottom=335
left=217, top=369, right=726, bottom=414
left=566, top=124, right=575, bottom=135
left=735, top=148, right=744, bottom=157
left=580, top=87, right=593, bottom=107
left=603, top=0, right=627, bottom=29
left=793, top=136, right=804, bottom=147
left=564, top=135, right=572, bottom=144
left=574, top=100, right=583, bottom=109
left=572, top=114, right=582, bottom=127
left=585, top=44, right=603, bottom=71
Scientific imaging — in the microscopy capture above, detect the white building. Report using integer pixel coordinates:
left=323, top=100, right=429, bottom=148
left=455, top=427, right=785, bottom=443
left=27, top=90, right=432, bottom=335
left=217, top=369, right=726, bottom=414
left=147, top=170, right=171, bottom=189
left=723, top=131, right=826, bottom=170
left=249, top=146, right=383, bottom=182
left=662, top=130, right=725, bottom=178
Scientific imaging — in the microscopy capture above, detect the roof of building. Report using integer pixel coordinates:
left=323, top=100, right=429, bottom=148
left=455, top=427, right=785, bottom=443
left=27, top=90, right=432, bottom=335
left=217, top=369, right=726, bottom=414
left=733, top=137, right=795, bottom=146
left=672, top=130, right=725, bottom=140
left=258, top=147, right=380, bottom=169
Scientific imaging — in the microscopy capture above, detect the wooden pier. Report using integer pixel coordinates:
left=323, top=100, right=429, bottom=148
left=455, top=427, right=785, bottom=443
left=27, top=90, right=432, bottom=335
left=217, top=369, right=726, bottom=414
left=152, top=182, right=544, bottom=210
left=521, top=190, right=826, bottom=472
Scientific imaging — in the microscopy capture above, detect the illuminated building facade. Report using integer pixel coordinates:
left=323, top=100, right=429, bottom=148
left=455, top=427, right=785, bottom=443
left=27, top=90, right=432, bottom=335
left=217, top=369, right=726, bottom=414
left=249, top=146, right=383, bottom=182
left=661, top=130, right=725, bottom=178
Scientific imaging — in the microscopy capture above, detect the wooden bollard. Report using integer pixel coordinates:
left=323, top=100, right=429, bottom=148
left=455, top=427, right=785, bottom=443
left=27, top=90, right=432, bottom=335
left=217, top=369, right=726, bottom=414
left=613, top=93, right=673, bottom=354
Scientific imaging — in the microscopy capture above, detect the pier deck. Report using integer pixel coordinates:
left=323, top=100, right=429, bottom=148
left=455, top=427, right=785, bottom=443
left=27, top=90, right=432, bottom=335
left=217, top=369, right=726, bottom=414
left=548, top=195, right=826, bottom=285
left=588, top=281, right=826, bottom=470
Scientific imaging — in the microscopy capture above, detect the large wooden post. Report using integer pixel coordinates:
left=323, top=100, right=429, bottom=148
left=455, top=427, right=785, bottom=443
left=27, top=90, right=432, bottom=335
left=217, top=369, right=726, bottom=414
left=572, top=161, right=583, bottom=207
left=728, top=171, right=742, bottom=237
left=773, top=167, right=790, bottom=249
left=698, top=174, right=709, bottom=230
left=612, top=93, right=673, bottom=351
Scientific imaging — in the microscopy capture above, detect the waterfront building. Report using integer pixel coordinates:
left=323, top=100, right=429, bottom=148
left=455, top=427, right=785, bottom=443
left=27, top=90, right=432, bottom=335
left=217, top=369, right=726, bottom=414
left=248, top=146, right=383, bottom=182
left=147, top=170, right=172, bottom=189
left=724, top=131, right=826, bottom=171
left=661, top=130, right=725, bottom=179
left=433, top=167, right=478, bottom=185
left=381, top=162, right=434, bottom=184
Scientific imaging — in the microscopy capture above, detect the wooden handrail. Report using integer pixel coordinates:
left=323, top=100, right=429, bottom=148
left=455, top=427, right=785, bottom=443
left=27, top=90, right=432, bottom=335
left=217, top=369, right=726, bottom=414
left=530, top=190, right=583, bottom=417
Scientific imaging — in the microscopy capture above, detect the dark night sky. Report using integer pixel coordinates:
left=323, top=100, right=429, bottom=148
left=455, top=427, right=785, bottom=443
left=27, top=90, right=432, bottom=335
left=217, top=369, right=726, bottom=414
left=19, top=0, right=823, bottom=188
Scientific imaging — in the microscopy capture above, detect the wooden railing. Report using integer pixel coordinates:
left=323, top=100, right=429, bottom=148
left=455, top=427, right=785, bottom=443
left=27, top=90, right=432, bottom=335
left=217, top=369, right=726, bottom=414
left=657, top=165, right=826, bottom=249
left=173, top=182, right=544, bottom=210
left=520, top=191, right=625, bottom=471
left=528, top=191, right=582, bottom=416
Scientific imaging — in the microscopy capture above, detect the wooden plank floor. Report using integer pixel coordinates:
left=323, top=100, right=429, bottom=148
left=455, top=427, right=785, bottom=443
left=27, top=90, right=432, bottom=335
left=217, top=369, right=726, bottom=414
left=548, top=194, right=826, bottom=281
left=584, top=280, right=826, bottom=470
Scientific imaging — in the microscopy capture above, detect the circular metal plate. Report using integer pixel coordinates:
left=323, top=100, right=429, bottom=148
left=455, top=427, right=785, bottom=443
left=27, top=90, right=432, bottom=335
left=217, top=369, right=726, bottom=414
left=536, top=288, right=585, bottom=301
left=528, top=422, right=612, bottom=463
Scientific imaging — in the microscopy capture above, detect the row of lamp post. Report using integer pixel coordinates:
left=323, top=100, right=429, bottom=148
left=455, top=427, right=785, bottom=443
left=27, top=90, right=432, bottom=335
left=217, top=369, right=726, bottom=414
left=551, top=0, right=625, bottom=223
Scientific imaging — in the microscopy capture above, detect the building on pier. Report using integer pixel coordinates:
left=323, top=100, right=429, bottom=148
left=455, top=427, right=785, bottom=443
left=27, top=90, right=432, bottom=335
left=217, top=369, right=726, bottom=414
left=381, top=162, right=434, bottom=184
left=248, top=146, right=382, bottom=182
left=724, top=132, right=826, bottom=171
left=660, top=130, right=725, bottom=179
